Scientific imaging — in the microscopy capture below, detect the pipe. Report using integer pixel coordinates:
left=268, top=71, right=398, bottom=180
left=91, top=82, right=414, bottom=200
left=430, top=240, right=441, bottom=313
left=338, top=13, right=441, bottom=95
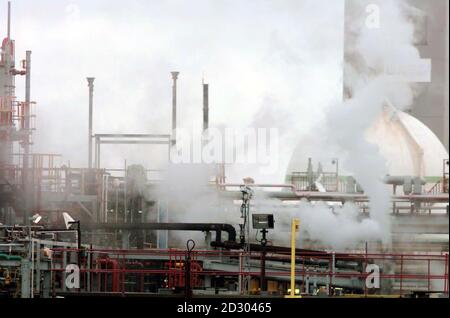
left=383, top=176, right=426, bottom=194
left=203, top=82, right=209, bottom=132
left=7, top=2, right=11, bottom=39
left=260, top=229, right=268, bottom=292
left=88, top=222, right=237, bottom=243
left=21, top=50, right=32, bottom=225
left=87, top=77, right=95, bottom=169
left=171, top=72, right=179, bottom=146
left=219, top=183, right=296, bottom=191
left=218, top=183, right=448, bottom=202
left=220, top=190, right=449, bottom=203
left=213, top=241, right=368, bottom=261
left=209, top=242, right=363, bottom=271
left=185, top=239, right=195, bottom=298
left=96, top=258, right=120, bottom=292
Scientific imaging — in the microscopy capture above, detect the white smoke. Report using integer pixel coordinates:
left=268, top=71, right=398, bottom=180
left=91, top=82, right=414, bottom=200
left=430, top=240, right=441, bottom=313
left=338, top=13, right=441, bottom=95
left=151, top=163, right=240, bottom=247
left=325, top=79, right=393, bottom=246
left=153, top=163, right=382, bottom=250
left=14, top=1, right=433, bottom=250
left=327, top=0, right=425, bottom=247
left=150, top=0, right=426, bottom=250
left=277, top=0, right=425, bottom=249
left=250, top=196, right=381, bottom=250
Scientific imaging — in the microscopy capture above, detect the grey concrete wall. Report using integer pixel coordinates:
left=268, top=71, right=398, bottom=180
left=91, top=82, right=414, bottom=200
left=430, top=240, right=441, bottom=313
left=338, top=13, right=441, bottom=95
left=407, top=0, right=449, bottom=152
left=344, top=0, right=449, bottom=151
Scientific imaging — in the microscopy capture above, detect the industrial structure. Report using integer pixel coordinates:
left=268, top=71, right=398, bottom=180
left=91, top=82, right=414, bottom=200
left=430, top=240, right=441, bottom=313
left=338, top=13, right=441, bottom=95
left=0, top=2, right=449, bottom=298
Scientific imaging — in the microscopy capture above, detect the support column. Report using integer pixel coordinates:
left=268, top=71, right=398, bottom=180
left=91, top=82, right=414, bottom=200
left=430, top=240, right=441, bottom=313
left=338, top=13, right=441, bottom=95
left=20, top=259, right=31, bottom=298
left=42, top=271, right=51, bottom=298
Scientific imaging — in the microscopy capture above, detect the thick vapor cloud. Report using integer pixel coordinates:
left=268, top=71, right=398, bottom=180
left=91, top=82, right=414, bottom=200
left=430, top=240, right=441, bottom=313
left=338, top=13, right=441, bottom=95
left=11, top=0, right=343, bottom=179
left=9, top=0, right=427, bottom=249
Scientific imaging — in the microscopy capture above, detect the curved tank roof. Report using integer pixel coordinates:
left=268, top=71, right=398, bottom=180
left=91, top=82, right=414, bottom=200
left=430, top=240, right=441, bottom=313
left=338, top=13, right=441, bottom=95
left=286, top=106, right=448, bottom=178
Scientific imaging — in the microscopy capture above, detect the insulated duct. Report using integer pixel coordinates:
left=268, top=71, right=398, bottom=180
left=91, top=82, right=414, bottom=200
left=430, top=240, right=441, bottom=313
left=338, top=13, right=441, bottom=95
left=89, top=222, right=237, bottom=244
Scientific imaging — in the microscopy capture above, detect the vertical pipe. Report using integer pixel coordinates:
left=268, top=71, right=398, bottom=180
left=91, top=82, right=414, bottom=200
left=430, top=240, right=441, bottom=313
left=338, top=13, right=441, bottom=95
left=400, top=255, right=404, bottom=297
left=203, top=82, right=209, bottom=132
left=364, top=243, right=368, bottom=296
left=445, top=253, right=449, bottom=295
left=31, top=239, right=34, bottom=298
left=23, top=51, right=32, bottom=225
left=124, top=160, right=127, bottom=223
left=335, top=159, right=339, bottom=191
left=171, top=72, right=179, bottom=146
left=87, top=78, right=95, bottom=169
left=289, top=218, right=299, bottom=298
left=330, top=252, right=335, bottom=296
left=87, top=248, right=91, bottom=292
left=115, top=188, right=119, bottom=224
left=96, top=137, right=100, bottom=169
left=24, top=51, right=31, bottom=133
left=94, top=137, right=98, bottom=169
left=7, top=1, right=11, bottom=39
left=260, top=243, right=267, bottom=293
left=302, top=257, right=305, bottom=294
left=238, top=252, right=243, bottom=294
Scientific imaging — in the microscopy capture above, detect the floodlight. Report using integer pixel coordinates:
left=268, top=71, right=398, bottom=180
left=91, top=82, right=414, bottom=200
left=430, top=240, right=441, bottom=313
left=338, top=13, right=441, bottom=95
left=252, top=214, right=274, bottom=229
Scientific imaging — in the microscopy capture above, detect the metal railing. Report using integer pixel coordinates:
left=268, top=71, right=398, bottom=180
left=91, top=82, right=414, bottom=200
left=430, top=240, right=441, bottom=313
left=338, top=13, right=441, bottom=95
left=44, top=248, right=449, bottom=298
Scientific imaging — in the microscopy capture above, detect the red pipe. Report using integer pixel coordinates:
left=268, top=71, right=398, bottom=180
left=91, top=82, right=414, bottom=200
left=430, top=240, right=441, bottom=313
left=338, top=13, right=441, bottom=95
left=96, top=258, right=120, bottom=292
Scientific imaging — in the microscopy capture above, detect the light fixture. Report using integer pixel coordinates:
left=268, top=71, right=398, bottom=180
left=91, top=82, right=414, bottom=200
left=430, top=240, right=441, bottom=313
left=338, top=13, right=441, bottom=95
left=30, top=213, right=42, bottom=224
left=62, top=212, right=75, bottom=229
left=252, top=214, right=274, bottom=229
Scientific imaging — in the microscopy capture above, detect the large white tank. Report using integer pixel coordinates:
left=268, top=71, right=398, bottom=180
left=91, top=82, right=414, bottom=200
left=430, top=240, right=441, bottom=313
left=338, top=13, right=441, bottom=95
left=367, top=107, right=448, bottom=177
left=286, top=106, right=448, bottom=179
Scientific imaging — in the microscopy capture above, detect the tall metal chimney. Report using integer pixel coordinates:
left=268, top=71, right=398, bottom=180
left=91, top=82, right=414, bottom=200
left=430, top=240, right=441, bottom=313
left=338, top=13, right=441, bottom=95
left=171, top=72, right=179, bottom=146
left=87, top=77, right=95, bottom=169
left=203, top=82, right=209, bottom=132
left=23, top=50, right=32, bottom=225
left=7, top=1, right=11, bottom=39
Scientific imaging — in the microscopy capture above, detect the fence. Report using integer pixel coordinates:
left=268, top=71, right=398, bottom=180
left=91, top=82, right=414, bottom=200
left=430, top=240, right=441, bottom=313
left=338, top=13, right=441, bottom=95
left=46, top=247, right=449, bottom=298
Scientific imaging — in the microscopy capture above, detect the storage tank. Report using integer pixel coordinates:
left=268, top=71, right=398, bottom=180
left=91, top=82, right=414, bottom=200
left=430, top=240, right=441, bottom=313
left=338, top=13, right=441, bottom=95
left=286, top=105, right=448, bottom=181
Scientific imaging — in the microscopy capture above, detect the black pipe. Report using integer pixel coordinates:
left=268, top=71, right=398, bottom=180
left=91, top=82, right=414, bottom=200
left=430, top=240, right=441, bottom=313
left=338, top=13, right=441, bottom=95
left=87, top=223, right=237, bottom=243
left=260, top=229, right=268, bottom=292
left=185, top=240, right=195, bottom=298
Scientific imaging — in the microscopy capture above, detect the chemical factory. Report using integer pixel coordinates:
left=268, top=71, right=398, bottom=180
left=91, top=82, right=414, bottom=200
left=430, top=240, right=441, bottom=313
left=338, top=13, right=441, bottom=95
left=0, top=1, right=449, bottom=299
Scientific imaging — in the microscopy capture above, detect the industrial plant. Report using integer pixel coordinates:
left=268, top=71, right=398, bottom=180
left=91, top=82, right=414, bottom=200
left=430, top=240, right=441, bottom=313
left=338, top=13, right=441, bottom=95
left=0, top=0, right=448, bottom=299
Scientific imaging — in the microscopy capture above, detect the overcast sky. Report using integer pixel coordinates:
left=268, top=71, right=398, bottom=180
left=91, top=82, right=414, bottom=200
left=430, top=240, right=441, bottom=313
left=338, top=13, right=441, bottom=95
left=7, top=0, right=345, bottom=182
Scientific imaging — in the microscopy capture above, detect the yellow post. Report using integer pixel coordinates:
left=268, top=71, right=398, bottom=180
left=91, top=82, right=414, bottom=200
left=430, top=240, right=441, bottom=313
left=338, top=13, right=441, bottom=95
left=288, top=218, right=300, bottom=298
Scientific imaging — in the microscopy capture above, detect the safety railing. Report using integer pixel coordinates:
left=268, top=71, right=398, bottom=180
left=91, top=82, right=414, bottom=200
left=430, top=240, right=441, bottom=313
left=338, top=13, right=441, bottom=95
left=45, top=248, right=449, bottom=298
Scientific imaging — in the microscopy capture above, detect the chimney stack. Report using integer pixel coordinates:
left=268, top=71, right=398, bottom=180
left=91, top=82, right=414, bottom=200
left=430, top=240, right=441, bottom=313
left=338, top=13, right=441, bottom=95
left=171, top=72, right=179, bottom=146
left=7, top=1, right=11, bottom=39
left=87, top=77, right=95, bottom=168
left=203, top=82, right=209, bottom=132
